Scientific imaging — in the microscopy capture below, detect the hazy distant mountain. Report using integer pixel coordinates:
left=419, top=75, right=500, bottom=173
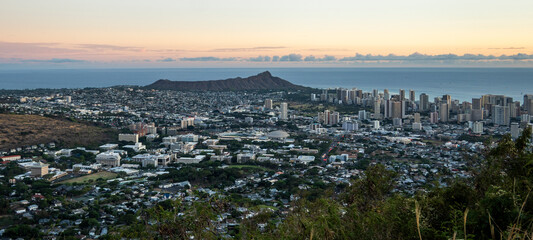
left=145, top=71, right=307, bottom=91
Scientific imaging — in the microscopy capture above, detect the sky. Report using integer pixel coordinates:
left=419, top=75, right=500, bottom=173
left=1, top=0, right=533, bottom=68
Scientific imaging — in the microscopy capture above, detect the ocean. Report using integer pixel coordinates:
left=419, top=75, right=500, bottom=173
left=0, top=68, right=532, bottom=102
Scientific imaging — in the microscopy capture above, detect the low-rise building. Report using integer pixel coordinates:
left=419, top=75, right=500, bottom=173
left=96, top=152, right=121, bottom=167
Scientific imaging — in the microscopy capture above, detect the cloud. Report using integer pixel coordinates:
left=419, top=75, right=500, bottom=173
left=248, top=56, right=271, bottom=62
left=179, top=56, right=239, bottom=61
left=488, top=47, right=526, bottom=50
left=304, top=55, right=337, bottom=61
left=338, top=52, right=533, bottom=62
left=302, top=48, right=350, bottom=52
left=211, top=46, right=286, bottom=52
left=157, top=58, right=176, bottom=62
left=21, top=58, right=87, bottom=63
left=75, top=43, right=143, bottom=52
left=279, top=54, right=302, bottom=62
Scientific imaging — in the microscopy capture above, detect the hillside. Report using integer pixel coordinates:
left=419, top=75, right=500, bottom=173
left=0, top=114, right=116, bottom=151
left=145, top=71, right=307, bottom=91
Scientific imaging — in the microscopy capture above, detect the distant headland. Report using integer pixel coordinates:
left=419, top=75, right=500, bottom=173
left=144, top=71, right=307, bottom=91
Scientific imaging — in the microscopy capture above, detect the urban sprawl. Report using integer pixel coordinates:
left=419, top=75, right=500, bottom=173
left=1, top=86, right=533, bottom=238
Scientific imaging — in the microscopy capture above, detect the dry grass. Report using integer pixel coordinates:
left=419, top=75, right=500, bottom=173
left=56, top=171, right=118, bottom=184
left=0, top=114, right=116, bottom=150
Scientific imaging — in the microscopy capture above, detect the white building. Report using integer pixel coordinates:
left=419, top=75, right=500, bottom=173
left=123, top=142, right=146, bottom=152
left=162, top=136, right=178, bottom=145
left=280, top=102, right=288, bottom=120
left=296, top=155, right=315, bottom=165
left=472, top=121, right=484, bottom=134
left=96, top=152, right=121, bottom=167
left=492, top=105, right=510, bottom=126
left=180, top=117, right=195, bottom=129
left=342, top=121, right=358, bottom=132
left=176, top=155, right=206, bottom=164
left=358, top=110, right=368, bottom=120
left=99, top=144, right=118, bottom=151
left=142, top=158, right=158, bottom=168
left=372, top=120, right=380, bottom=129
left=118, top=133, right=139, bottom=143
left=179, top=134, right=198, bottom=142
left=73, top=164, right=101, bottom=170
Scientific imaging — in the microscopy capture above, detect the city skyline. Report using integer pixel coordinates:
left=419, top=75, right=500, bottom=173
left=2, top=0, right=533, bottom=68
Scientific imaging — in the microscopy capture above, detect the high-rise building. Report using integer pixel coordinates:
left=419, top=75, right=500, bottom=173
left=439, top=103, right=449, bottom=122
left=511, top=123, right=520, bottom=139
left=384, top=100, right=405, bottom=119
left=265, top=99, right=273, bottom=109
left=321, top=90, right=328, bottom=101
left=399, top=89, right=405, bottom=101
left=348, top=89, right=357, bottom=103
left=342, top=121, right=358, bottom=131
left=409, top=89, right=415, bottom=102
left=393, top=118, right=403, bottom=127
left=521, top=114, right=531, bottom=123
left=280, top=102, right=288, bottom=120
left=358, top=110, right=367, bottom=120
left=492, top=105, right=510, bottom=126
left=419, top=93, right=429, bottom=111
left=472, top=98, right=482, bottom=110
left=391, top=101, right=402, bottom=119
left=414, top=113, right=421, bottom=123
left=372, top=120, right=380, bottom=129
left=383, top=89, right=390, bottom=100
left=528, top=99, right=533, bottom=115
left=340, top=89, right=349, bottom=104
left=430, top=112, right=439, bottom=124
left=319, top=109, right=339, bottom=125
left=471, top=109, right=483, bottom=121
left=473, top=121, right=483, bottom=134
left=373, top=99, right=381, bottom=119
left=373, top=89, right=379, bottom=98
left=442, top=95, right=451, bottom=106
left=401, top=100, right=407, bottom=118
left=329, top=112, right=340, bottom=125
left=524, top=94, right=533, bottom=113
left=509, top=102, right=520, bottom=118
left=356, top=89, right=363, bottom=99
left=457, top=114, right=470, bottom=123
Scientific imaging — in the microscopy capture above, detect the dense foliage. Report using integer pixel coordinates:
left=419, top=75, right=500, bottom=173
left=106, top=127, right=533, bottom=239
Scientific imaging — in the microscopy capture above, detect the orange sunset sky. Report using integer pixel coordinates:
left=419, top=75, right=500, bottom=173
left=1, top=0, right=533, bottom=68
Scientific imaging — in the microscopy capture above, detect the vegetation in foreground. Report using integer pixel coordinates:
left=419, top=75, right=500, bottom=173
left=96, top=128, right=533, bottom=239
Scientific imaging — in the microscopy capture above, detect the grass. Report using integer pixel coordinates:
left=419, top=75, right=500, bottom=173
left=251, top=204, right=279, bottom=211
left=0, top=114, right=117, bottom=150
left=227, top=165, right=272, bottom=171
left=57, top=171, right=118, bottom=184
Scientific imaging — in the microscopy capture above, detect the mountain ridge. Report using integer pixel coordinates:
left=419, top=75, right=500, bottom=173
left=145, top=71, right=307, bottom=91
